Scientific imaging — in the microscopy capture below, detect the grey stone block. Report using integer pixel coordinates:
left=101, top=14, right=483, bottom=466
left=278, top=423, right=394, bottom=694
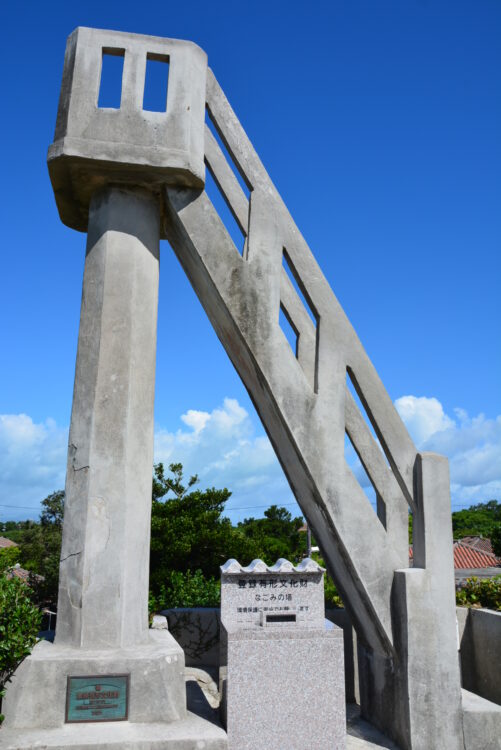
left=221, top=624, right=345, bottom=750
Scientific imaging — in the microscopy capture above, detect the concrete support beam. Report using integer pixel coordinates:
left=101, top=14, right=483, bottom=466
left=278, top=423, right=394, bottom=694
left=56, top=186, right=160, bottom=649
left=3, top=186, right=192, bottom=742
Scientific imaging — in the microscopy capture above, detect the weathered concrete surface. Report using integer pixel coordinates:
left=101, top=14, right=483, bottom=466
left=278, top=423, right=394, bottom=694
left=358, top=455, right=463, bottom=748
left=462, top=689, right=501, bottom=750
left=163, top=69, right=463, bottom=748
left=346, top=704, right=401, bottom=749
left=3, top=185, right=187, bottom=741
left=458, top=607, right=501, bottom=705
left=2, top=632, right=185, bottom=730
left=162, top=608, right=221, bottom=667
left=326, top=607, right=358, bottom=703
left=0, top=712, right=227, bottom=750
left=56, top=187, right=159, bottom=649
left=48, top=27, right=207, bottom=235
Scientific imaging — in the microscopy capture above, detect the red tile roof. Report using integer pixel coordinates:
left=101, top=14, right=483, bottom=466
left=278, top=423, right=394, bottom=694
left=0, top=536, right=18, bottom=548
left=453, top=541, right=500, bottom=570
left=459, top=536, right=495, bottom=555
left=409, top=541, right=501, bottom=570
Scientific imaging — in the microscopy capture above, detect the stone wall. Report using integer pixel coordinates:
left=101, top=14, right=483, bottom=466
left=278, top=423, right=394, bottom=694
left=457, top=607, right=501, bottom=705
left=162, top=606, right=501, bottom=710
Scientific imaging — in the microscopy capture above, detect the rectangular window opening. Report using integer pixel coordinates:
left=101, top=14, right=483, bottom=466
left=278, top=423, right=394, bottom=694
left=279, top=304, right=299, bottom=357
left=143, top=54, right=170, bottom=112
left=282, top=248, right=319, bottom=393
left=206, top=108, right=252, bottom=198
left=98, top=49, right=125, bottom=109
left=282, top=250, right=318, bottom=329
left=205, top=163, right=247, bottom=255
left=344, top=431, right=386, bottom=529
left=346, top=368, right=390, bottom=468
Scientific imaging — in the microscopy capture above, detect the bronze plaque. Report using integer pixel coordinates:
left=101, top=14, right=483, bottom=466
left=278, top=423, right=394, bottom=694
left=65, top=674, right=129, bottom=723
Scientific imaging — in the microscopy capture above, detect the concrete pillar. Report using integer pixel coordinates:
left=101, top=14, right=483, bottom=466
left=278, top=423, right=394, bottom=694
left=358, top=453, right=464, bottom=749
left=56, top=187, right=160, bottom=649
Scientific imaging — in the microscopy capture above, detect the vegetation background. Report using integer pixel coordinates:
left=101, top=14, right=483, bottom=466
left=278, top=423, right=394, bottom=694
left=1, top=463, right=500, bottom=614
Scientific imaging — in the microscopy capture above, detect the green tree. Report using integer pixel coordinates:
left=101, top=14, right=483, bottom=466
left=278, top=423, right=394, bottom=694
left=237, top=505, right=306, bottom=563
left=491, top=524, right=501, bottom=558
left=149, top=463, right=261, bottom=603
left=0, top=574, right=41, bottom=722
left=18, top=492, right=64, bottom=609
left=452, top=500, right=501, bottom=539
left=0, top=546, right=21, bottom=573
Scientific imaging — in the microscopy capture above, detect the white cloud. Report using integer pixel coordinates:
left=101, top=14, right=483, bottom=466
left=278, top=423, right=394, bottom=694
left=0, top=414, right=67, bottom=521
left=394, top=395, right=454, bottom=444
left=395, top=396, right=501, bottom=506
left=1, top=395, right=499, bottom=523
left=154, top=398, right=297, bottom=521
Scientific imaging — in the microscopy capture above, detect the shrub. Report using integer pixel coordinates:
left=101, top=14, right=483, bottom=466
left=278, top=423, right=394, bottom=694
left=149, top=569, right=221, bottom=614
left=456, top=576, right=501, bottom=611
left=0, top=574, right=42, bottom=722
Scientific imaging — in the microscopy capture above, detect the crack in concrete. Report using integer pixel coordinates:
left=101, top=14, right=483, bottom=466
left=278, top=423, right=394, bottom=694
left=60, top=550, right=82, bottom=563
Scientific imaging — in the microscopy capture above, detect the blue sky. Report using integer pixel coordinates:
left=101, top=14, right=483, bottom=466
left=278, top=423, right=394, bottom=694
left=0, top=0, right=500, bottom=523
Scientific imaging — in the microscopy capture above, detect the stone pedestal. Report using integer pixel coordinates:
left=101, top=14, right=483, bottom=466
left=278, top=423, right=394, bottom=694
left=219, top=559, right=345, bottom=750
left=222, top=624, right=345, bottom=750
left=1, top=632, right=185, bottom=729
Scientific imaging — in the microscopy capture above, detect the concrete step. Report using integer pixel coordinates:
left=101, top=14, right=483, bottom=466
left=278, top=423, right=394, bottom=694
left=0, top=711, right=228, bottom=750
left=346, top=704, right=401, bottom=749
left=462, top=688, right=501, bottom=750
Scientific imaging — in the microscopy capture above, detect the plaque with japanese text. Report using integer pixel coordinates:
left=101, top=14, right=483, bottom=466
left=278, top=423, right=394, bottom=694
left=220, top=557, right=326, bottom=630
left=65, top=674, right=129, bottom=723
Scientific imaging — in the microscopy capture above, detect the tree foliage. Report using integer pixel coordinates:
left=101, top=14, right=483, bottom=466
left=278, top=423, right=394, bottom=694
left=0, top=546, right=21, bottom=573
left=149, top=569, right=221, bottom=612
left=452, top=500, right=501, bottom=539
left=237, top=505, right=306, bottom=564
left=0, top=574, right=41, bottom=722
left=491, top=525, right=501, bottom=558
left=149, top=463, right=261, bottom=601
left=17, top=492, right=64, bottom=609
left=456, top=576, right=501, bottom=611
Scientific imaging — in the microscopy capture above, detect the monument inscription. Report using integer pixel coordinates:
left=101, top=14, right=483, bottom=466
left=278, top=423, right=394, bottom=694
left=65, top=674, right=129, bottom=723
left=220, top=557, right=326, bottom=629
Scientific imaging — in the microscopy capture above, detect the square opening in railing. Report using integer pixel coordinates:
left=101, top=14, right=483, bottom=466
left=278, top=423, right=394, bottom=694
left=279, top=303, right=299, bottom=358
left=98, top=49, right=125, bottom=109
left=205, top=109, right=251, bottom=199
left=282, top=250, right=318, bottom=330
left=143, top=53, right=170, bottom=112
left=344, top=430, right=386, bottom=528
left=205, top=163, right=247, bottom=256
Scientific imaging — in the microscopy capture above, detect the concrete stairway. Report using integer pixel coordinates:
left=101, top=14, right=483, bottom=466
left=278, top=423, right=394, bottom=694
left=163, top=66, right=464, bottom=749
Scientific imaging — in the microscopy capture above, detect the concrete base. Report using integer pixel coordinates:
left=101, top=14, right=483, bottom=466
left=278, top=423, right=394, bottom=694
left=462, top=689, right=501, bottom=750
left=0, top=713, right=227, bottom=750
left=2, top=631, right=186, bottom=730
